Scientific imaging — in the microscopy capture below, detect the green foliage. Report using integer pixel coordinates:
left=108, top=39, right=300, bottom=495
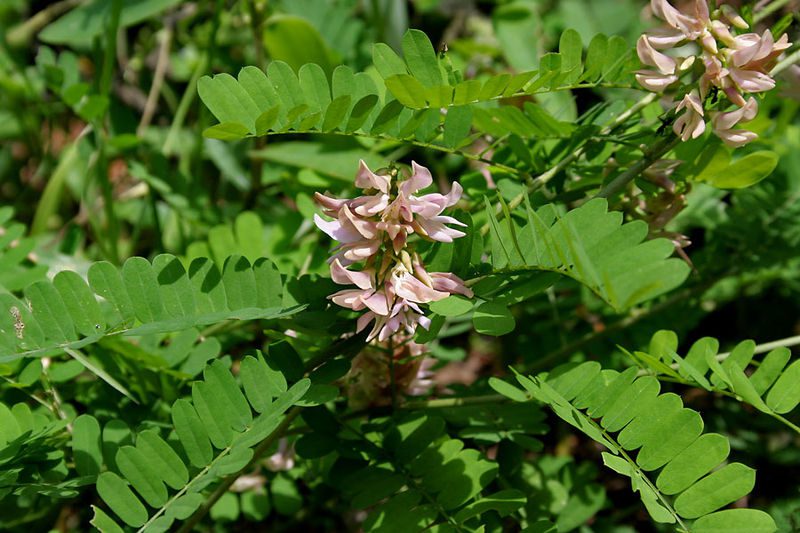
left=481, top=197, right=691, bottom=311
left=492, top=364, right=777, bottom=531
left=633, top=331, right=800, bottom=428
left=0, top=254, right=293, bottom=362
left=0, top=207, right=47, bottom=293
left=197, top=27, right=632, bottom=156
left=1, top=1, right=797, bottom=531
left=93, top=358, right=310, bottom=530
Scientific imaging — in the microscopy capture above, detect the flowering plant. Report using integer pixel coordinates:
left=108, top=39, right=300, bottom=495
left=637, top=0, right=791, bottom=145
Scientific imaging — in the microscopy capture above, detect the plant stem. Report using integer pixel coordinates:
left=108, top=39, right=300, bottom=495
left=137, top=26, right=173, bottom=137
left=771, top=47, right=800, bottom=77
left=595, top=134, right=680, bottom=199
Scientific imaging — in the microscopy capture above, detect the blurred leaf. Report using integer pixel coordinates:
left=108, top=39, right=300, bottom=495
left=263, top=15, right=341, bottom=77
left=40, top=0, right=183, bottom=47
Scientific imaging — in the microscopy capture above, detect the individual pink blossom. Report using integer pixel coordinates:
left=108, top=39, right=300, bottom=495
left=636, top=36, right=679, bottom=92
left=731, top=31, right=791, bottom=72
left=412, top=259, right=474, bottom=298
left=673, top=91, right=705, bottom=141
left=314, top=205, right=381, bottom=265
left=650, top=0, right=707, bottom=41
left=711, top=97, right=759, bottom=147
left=328, top=259, right=390, bottom=315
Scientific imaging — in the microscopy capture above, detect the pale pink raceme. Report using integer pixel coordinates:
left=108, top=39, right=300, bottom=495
left=315, top=160, right=473, bottom=343
left=637, top=0, right=792, bottom=147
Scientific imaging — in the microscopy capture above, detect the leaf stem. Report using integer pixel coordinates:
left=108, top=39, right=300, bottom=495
left=175, top=407, right=302, bottom=533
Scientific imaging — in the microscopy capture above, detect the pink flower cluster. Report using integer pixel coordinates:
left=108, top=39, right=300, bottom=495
left=315, top=161, right=473, bottom=342
left=637, top=0, right=791, bottom=146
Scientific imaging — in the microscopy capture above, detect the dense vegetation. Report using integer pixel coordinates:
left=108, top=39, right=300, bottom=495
left=0, top=0, right=799, bottom=531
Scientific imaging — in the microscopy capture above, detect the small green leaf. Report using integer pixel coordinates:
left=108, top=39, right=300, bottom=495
left=401, top=29, right=443, bottom=87
left=203, top=123, right=250, bottom=140
left=429, top=295, right=473, bottom=317
left=96, top=472, right=148, bottom=527
left=704, top=151, right=779, bottom=189
left=372, top=42, right=407, bottom=79
left=171, top=399, right=212, bottom=468
left=385, top=74, right=428, bottom=109
left=90, top=506, right=125, bottom=533
left=765, top=359, right=800, bottom=414
left=488, top=377, right=528, bottom=402
left=673, top=463, right=755, bottom=519
left=321, top=95, right=352, bottom=132
left=443, top=105, right=472, bottom=149
left=72, top=414, right=102, bottom=477
left=691, top=509, right=778, bottom=533
left=473, top=301, right=515, bottom=336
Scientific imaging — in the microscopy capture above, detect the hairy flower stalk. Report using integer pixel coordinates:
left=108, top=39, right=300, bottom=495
left=315, top=161, right=473, bottom=406
left=637, top=0, right=791, bottom=146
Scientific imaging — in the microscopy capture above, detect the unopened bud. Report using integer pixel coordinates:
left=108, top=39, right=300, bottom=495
left=678, top=56, right=696, bottom=71
left=720, top=4, right=748, bottom=29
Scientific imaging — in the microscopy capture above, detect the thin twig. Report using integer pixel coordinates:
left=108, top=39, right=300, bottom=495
left=753, top=0, right=794, bottom=23
left=137, top=26, right=173, bottom=137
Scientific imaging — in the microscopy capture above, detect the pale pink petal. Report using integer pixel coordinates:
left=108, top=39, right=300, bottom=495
left=351, top=193, right=389, bottom=216
left=645, top=28, right=685, bottom=49
left=637, top=36, right=677, bottom=74
left=635, top=71, right=679, bottom=92
left=400, top=161, right=434, bottom=196
left=715, top=128, right=758, bottom=147
left=414, top=218, right=466, bottom=242
left=330, top=259, right=373, bottom=289
left=362, top=291, right=391, bottom=316
left=729, top=68, right=775, bottom=93
left=430, top=272, right=474, bottom=298
left=709, top=20, right=735, bottom=46
left=314, top=192, right=348, bottom=215
left=354, top=160, right=390, bottom=193
left=331, top=289, right=369, bottom=310
left=314, top=214, right=360, bottom=243
left=341, top=205, right=378, bottom=239
left=392, top=271, right=449, bottom=303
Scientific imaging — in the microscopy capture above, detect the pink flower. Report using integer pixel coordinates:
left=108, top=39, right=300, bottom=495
left=636, top=36, right=680, bottom=92
left=412, top=259, right=474, bottom=299
left=357, top=298, right=432, bottom=342
left=315, top=160, right=472, bottom=345
left=390, top=265, right=450, bottom=304
left=711, top=97, right=759, bottom=147
left=731, top=31, right=791, bottom=72
left=646, top=27, right=686, bottom=49
left=314, top=205, right=381, bottom=265
left=328, top=259, right=390, bottom=315
left=650, top=0, right=708, bottom=41
left=673, top=91, right=706, bottom=141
